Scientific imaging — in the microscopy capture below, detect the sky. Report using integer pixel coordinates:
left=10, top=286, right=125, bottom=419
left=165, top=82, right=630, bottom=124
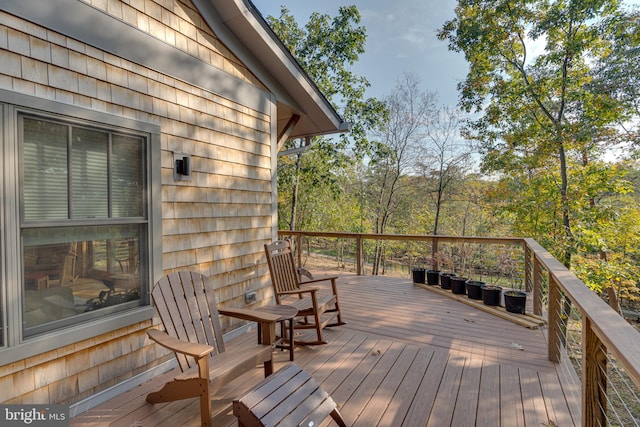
left=250, top=0, right=466, bottom=107
left=251, top=0, right=640, bottom=109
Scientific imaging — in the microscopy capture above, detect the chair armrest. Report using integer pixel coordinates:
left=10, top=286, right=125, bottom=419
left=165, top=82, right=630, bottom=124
left=279, top=287, right=319, bottom=295
left=218, top=307, right=280, bottom=324
left=147, top=329, right=213, bottom=359
left=302, top=276, right=340, bottom=296
left=300, top=276, right=339, bottom=286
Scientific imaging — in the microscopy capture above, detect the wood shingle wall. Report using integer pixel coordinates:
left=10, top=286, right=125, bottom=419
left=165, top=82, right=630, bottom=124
left=0, top=321, right=170, bottom=406
left=0, top=0, right=276, bottom=405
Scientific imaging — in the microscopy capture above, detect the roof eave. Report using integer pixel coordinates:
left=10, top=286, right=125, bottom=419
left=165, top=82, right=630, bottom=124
left=197, top=0, right=347, bottom=138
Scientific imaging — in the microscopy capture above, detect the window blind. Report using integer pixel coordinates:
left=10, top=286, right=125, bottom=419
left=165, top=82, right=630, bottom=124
left=23, top=118, right=68, bottom=221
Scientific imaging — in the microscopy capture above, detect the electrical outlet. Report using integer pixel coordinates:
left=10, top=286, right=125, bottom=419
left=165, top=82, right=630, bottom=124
left=244, top=291, right=257, bottom=304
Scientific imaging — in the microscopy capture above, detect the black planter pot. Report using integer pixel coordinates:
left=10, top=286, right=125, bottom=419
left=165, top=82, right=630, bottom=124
left=451, top=277, right=468, bottom=295
left=482, top=285, right=502, bottom=306
left=504, top=291, right=527, bottom=314
left=439, top=272, right=456, bottom=290
left=426, top=270, right=441, bottom=286
left=412, top=268, right=426, bottom=284
left=465, top=280, right=485, bottom=300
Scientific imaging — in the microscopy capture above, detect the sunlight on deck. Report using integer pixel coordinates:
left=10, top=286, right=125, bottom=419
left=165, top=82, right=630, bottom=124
left=71, top=273, right=576, bottom=426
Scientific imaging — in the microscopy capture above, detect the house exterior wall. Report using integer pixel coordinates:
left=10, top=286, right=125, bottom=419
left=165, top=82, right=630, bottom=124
left=0, top=0, right=276, bottom=406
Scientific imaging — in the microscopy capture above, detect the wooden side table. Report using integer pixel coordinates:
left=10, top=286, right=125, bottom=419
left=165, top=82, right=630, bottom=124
left=255, top=305, right=297, bottom=361
left=25, top=272, right=49, bottom=290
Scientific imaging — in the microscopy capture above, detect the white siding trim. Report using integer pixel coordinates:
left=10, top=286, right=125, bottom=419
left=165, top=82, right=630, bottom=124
left=269, top=94, right=279, bottom=241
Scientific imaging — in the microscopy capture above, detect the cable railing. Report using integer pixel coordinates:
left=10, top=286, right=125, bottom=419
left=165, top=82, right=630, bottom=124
left=279, top=230, right=640, bottom=427
left=525, top=238, right=640, bottom=427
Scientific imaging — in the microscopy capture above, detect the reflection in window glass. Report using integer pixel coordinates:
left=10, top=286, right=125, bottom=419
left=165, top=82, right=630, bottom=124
left=22, top=225, right=144, bottom=336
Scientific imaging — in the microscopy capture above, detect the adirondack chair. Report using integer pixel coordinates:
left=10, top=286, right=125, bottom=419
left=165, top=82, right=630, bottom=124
left=264, top=240, right=345, bottom=345
left=146, top=271, right=280, bottom=427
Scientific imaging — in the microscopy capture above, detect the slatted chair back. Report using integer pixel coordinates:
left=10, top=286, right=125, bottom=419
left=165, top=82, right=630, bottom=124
left=264, top=239, right=301, bottom=302
left=151, top=270, right=225, bottom=372
left=264, top=239, right=346, bottom=345
left=60, top=254, right=77, bottom=285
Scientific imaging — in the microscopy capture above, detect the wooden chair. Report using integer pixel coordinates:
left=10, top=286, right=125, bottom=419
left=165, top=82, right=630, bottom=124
left=57, top=253, right=78, bottom=286
left=264, top=240, right=345, bottom=345
left=146, top=271, right=280, bottom=427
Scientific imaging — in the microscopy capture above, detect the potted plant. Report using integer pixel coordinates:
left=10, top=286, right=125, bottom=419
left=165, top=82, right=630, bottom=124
left=412, top=268, right=426, bottom=284
left=465, top=280, right=485, bottom=300
left=439, top=272, right=456, bottom=290
left=450, top=276, right=468, bottom=295
left=481, top=285, right=502, bottom=306
left=504, top=290, right=527, bottom=314
left=426, top=269, right=441, bottom=286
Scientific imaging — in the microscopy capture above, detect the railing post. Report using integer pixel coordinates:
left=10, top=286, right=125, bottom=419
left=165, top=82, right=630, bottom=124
left=296, top=234, right=303, bottom=269
left=582, top=316, right=607, bottom=427
left=356, top=236, right=362, bottom=276
left=548, top=274, right=562, bottom=363
left=432, top=238, right=439, bottom=271
left=533, top=256, right=543, bottom=317
left=524, top=243, right=532, bottom=293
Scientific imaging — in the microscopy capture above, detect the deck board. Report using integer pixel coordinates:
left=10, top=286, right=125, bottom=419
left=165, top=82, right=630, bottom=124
left=402, top=348, right=450, bottom=426
left=520, top=368, right=547, bottom=427
left=377, top=347, right=436, bottom=426
left=476, top=363, right=501, bottom=427
left=353, top=345, right=419, bottom=427
left=426, top=355, right=466, bottom=427
left=336, top=341, right=402, bottom=425
left=540, top=369, right=577, bottom=427
left=450, top=357, right=482, bottom=427
left=501, top=364, right=525, bottom=427
left=71, top=273, right=578, bottom=426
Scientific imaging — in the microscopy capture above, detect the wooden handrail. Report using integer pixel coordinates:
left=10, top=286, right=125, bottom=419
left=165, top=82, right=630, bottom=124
left=280, top=230, right=524, bottom=245
left=524, top=239, right=640, bottom=384
left=278, top=230, right=640, bottom=426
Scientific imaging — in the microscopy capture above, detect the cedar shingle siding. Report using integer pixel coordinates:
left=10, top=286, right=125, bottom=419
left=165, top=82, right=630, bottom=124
left=0, top=0, right=276, bottom=405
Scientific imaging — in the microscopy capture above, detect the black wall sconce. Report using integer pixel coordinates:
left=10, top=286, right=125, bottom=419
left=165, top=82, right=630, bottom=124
left=173, top=153, right=192, bottom=181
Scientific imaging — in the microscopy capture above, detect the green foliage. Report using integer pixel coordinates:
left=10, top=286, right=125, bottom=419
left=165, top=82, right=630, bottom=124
left=592, top=8, right=640, bottom=123
left=573, top=203, right=640, bottom=301
left=268, top=3, right=640, bottom=306
left=267, top=5, right=387, bottom=232
left=276, top=138, right=347, bottom=229
left=439, top=0, right=640, bottom=298
left=267, top=6, right=387, bottom=156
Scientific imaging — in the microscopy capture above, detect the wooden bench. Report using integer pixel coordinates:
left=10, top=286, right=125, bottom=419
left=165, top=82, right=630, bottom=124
left=233, top=364, right=346, bottom=427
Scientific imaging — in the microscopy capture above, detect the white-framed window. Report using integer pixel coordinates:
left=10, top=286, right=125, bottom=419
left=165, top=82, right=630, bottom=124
left=1, top=90, right=161, bottom=359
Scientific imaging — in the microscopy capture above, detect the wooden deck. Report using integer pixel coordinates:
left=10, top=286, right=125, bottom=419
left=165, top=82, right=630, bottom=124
left=71, top=273, right=578, bottom=426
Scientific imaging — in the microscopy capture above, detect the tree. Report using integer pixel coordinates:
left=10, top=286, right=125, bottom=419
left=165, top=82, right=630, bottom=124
left=438, top=1, right=629, bottom=259
left=267, top=6, right=387, bottom=231
left=276, top=138, right=349, bottom=231
left=276, top=139, right=365, bottom=233
left=591, top=7, right=640, bottom=146
left=438, top=0, right=640, bottom=310
left=366, top=73, right=438, bottom=274
left=416, top=106, right=472, bottom=235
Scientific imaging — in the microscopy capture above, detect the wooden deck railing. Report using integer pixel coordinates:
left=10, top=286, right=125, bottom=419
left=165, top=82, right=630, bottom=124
left=278, top=230, right=640, bottom=427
